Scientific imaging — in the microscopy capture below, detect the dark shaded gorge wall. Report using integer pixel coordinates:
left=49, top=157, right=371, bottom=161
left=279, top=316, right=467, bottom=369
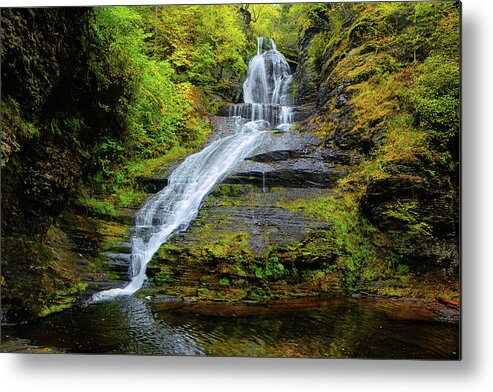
left=1, top=8, right=131, bottom=320
left=1, top=8, right=130, bottom=237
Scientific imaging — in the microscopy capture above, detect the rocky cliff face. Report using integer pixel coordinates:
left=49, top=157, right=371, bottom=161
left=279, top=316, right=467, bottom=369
left=145, top=2, right=460, bottom=302
left=143, top=114, right=349, bottom=300
left=292, top=3, right=460, bottom=271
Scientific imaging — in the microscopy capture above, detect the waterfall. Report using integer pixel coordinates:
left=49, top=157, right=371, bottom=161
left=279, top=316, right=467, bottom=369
left=91, top=37, right=293, bottom=302
left=243, top=37, right=292, bottom=106
left=238, top=37, right=293, bottom=128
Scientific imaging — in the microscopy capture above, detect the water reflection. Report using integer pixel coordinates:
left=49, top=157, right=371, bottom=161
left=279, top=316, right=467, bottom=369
left=2, top=297, right=459, bottom=359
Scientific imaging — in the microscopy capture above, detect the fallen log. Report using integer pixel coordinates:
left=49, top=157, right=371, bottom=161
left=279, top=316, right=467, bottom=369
left=435, top=297, right=460, bottom=310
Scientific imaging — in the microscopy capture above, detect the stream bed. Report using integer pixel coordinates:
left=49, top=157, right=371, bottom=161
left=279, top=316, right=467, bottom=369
left=2, top=297, right=459, bottom=359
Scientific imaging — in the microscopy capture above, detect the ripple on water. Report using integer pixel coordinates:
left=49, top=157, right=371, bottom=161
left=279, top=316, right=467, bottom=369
left=2, top=297, right=459, bottom=358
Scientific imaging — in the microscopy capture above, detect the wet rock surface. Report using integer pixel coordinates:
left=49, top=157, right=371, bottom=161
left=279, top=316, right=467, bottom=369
left=159, top=117, right=337, bottom=257
left=360, top=169, right=459, bottom=267
left=58, top=210, right=133, bottom=296
left=173, top=188, right=332, bottom=258
left=138, top=176, right=168, bottom=193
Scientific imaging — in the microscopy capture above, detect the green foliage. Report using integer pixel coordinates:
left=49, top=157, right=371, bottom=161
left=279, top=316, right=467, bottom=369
left=153, top=272, right=174, bottom=286
left=149, top=5, right=248, bottom=91
left=412, top=53, right=460, bottom=136
left=1, top=227, right=86, bottom=321
left=397, top=263, right=410, bottom=275
left=78, top=192, right=117, bottom=218
left=38, top=282, right=88, bottom=317
left=244, top=4, right=307, bottom=53
left=91, top=7, right=190, bottom=159
left=278, top=194, right=378, bottom=288
left=187, top=43, right=217, bottom=85
left=114, top=187, right=147, bottom=208
left=78, top=5, right=257, bottom=211
left=395, top=2, right=458, bottom=62
left=298, top=1, right=459, bottom=279
left=384, top=200, right=432, bottom=237
left=380, top=113, right=430, bottom=164
left=77, top=6, right=250, bottom=210
left=1, top=98, right=38, bottom=166
left=127, top=145, right=188, bottom=179
left=203, top=231, right=252, bottom=260
left=254, top=258, right=287, bottom=281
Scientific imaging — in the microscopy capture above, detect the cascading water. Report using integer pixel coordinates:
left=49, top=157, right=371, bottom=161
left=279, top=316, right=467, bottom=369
left=91, top=37, right=294, bottom=302
left=243, top=37, right=292, bottom=106
left=229, top=37, right=294, bottom=131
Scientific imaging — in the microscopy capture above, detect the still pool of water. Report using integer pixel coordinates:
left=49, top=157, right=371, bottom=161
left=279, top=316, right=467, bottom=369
left=1, top=297, right=459, bottom=359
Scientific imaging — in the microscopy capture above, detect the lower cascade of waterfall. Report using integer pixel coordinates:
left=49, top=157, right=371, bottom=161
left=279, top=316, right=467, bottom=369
left=91, top=37, right=294, bottom=302
left=91, top=123, right=267, bottom=302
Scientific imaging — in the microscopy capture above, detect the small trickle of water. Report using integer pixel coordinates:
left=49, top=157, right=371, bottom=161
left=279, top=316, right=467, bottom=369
left=91, top=37, right=294, bottom=302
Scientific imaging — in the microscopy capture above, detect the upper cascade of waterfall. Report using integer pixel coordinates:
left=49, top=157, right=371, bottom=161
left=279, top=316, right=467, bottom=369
left=243, top=37, right=293, bottom=106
